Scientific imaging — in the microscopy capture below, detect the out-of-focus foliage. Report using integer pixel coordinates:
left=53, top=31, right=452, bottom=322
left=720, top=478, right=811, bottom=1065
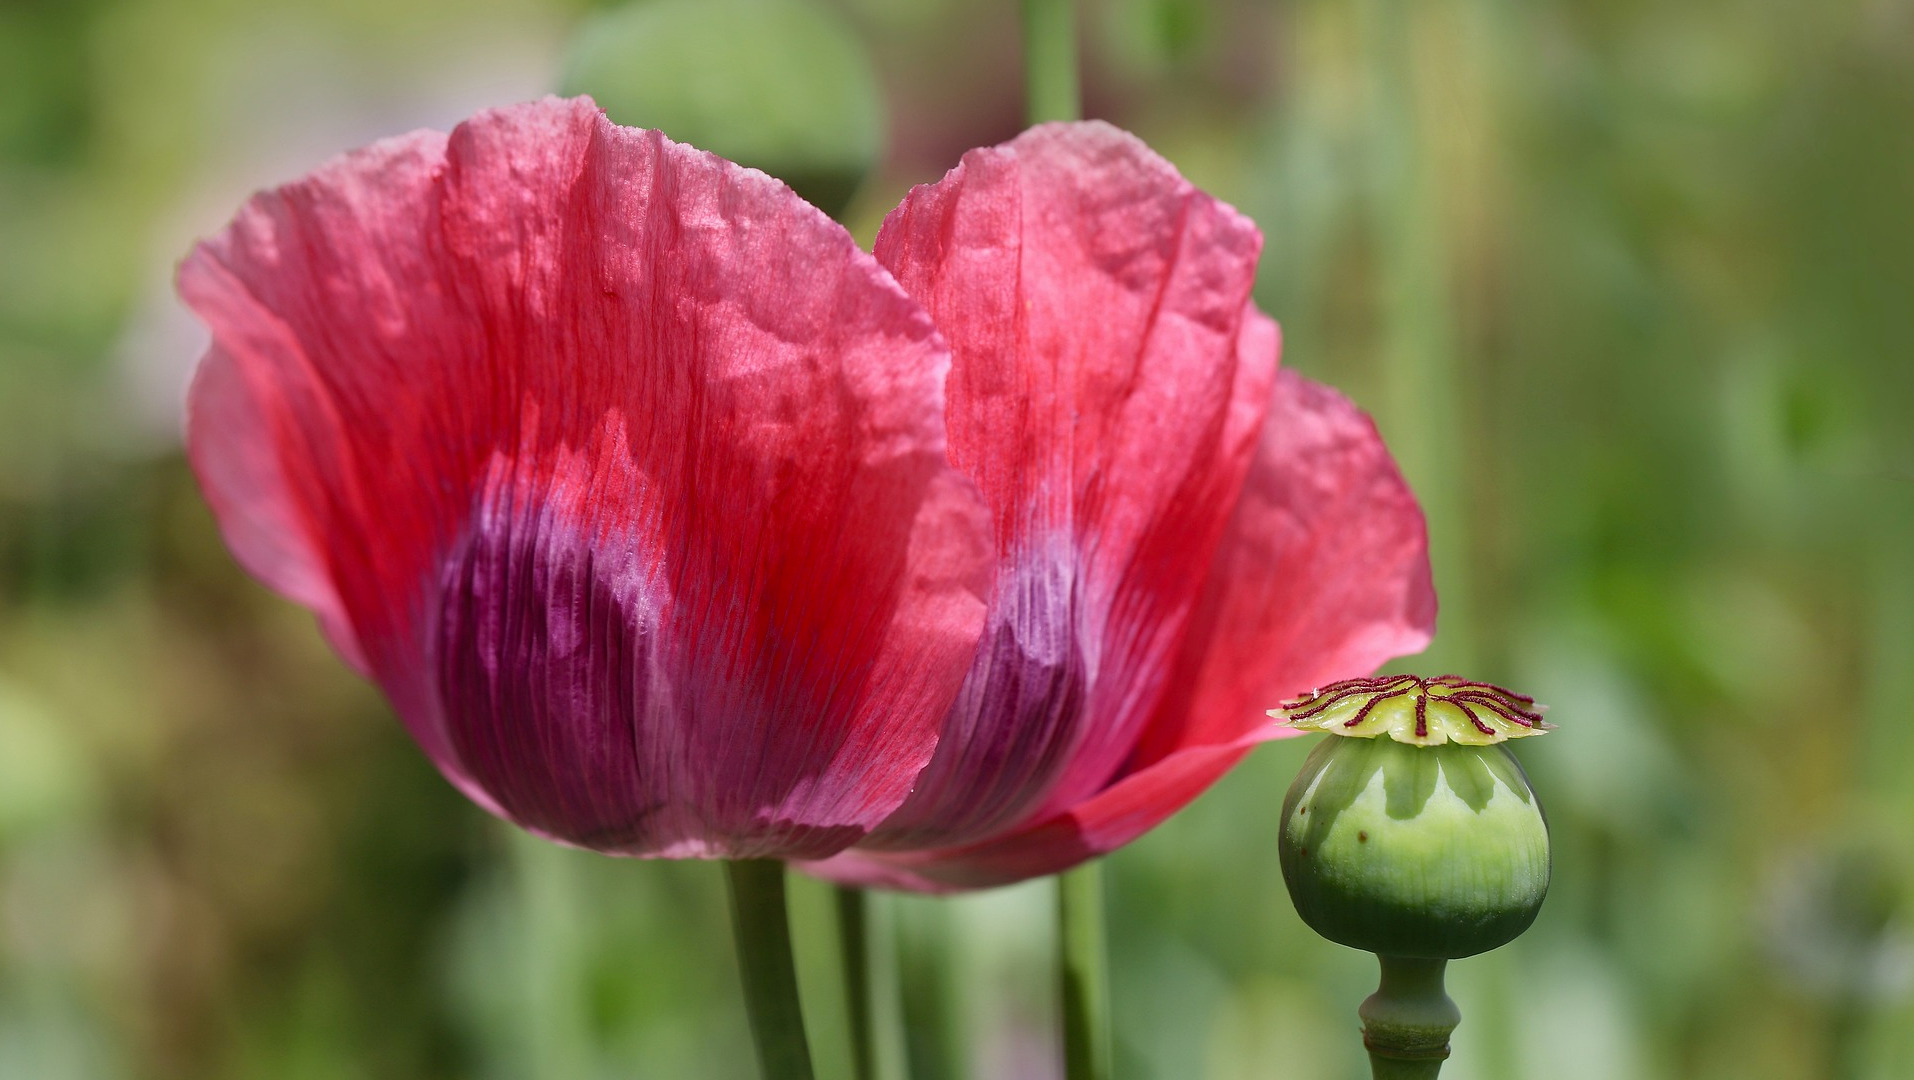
left=561, top=0, right=885, bottom=217
left=1, top=1, right=1910, bottom=1078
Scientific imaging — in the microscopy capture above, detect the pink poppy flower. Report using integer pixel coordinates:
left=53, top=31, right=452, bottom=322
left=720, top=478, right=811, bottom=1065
left=181, top=97, right=1432, bottom=886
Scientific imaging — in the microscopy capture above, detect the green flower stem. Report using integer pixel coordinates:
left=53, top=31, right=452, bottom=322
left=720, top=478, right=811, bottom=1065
left=1022, top=0, right=1080, bottom=125
left=1058, top=863, right=1113, bottom=1080
left=1359, top=956, right=1460, bottom=1080
left=833, top=885, right=877, bottom=1080
left=898, top=898, right=965, bottom=1080
left=726, top=860, right=817, bottom=1080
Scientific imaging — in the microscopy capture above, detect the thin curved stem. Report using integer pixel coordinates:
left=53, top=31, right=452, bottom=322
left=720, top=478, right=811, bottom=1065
left=834, top=885, right=877, bottom=1080
left=726, top=860, right=817, bottom=1080
left=898, top=897, right=964, bottom=1080
left=1058, top=863, right=1112, bottom=1080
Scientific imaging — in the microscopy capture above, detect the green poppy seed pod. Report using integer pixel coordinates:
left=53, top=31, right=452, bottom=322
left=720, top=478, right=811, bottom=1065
left=1280, top=735, right=1549, bottom=959
left=1272, top=675, right=1555, bottom=1078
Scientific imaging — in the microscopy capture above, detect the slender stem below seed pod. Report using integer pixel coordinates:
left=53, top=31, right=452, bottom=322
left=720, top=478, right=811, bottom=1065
left=1058, top=863, right=1114, bottom=1080
left=726, top=860, right=817, bottom=1080
left=1359, top=956, right=1460, bottom=1079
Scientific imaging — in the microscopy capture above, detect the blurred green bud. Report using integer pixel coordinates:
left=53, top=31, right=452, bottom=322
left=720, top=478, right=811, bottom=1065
left=1764, top=841, right=1914, bottom=1005
left=560, top=0, right=886, bottom=219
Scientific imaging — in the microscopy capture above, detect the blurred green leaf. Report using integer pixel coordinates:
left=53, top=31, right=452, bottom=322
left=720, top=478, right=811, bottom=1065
left=0, top=680, right=93, bottom=838
left=560, top=0, right=885, bottom=217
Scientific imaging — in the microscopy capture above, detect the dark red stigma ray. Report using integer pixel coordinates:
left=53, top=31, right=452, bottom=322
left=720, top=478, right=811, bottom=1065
left=1278, top=674, right=1550, bottom=736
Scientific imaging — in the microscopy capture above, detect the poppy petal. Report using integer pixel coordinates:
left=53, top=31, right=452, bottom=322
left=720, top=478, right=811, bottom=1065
left=180, top=97, right=988, bottom=859
left=800, top=740, right=1254, bottom=892
left=186, top=341, right=373, bottom=678
left=803, top=368, right=1434, bottom=888
left=1132, top=367, right=1437, bottom=764
left=856, top=121, right=1275, bottom=850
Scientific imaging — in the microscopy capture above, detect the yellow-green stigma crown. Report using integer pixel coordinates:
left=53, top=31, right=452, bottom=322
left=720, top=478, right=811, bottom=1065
left=1272, top=675, right=1551, bottom=746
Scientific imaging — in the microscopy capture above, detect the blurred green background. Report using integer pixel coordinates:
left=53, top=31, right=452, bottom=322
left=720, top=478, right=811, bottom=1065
left=3, top=0, right=1912, bottom=1077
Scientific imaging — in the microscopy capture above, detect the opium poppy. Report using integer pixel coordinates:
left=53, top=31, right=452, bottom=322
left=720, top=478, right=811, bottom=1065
left=181, top=97, right=1433, bottom=887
